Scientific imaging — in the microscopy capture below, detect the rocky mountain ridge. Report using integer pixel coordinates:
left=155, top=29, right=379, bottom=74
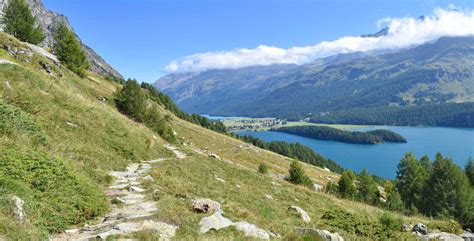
left=0, top=0, right=123, bottom=79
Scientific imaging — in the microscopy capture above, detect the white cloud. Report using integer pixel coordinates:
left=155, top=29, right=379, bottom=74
left=165, top=7, right=474, bottom=73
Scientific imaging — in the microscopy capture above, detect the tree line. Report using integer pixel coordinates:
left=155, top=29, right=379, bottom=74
left=2, top=0, right=90, bottom=76
left=238, top=134, right=344, bottom=174
left=309, top=103, right=474, bottom=128
left=273, top=125, right=406, bottom=144
left=140, top=83, right=228, bottom=134
left=328, top=153, right=474, bottom=230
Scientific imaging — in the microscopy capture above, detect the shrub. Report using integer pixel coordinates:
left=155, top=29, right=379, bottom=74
left=287, top=160, right=312, bottom=187
left=325, top=182, right=338, bottom=194
left=53, top=22, right=90, bottom=77
left=321, top=209, right=380, bottom=237
left=1, top=0, right=44, bottom=44
left=378, top=212, right=403, bottom=238
left=258, top=163, right=268, bottom=174
left=0, top=101, right=47, bottom=145
left=0, top=148, right=108, bottom=232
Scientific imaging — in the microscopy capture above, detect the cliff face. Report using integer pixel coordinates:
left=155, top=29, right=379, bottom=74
left=0, top=0, right=123, bottom=79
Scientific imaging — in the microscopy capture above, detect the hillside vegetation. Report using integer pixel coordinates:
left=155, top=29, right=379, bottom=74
left=0, top=32, right=469, bottom=240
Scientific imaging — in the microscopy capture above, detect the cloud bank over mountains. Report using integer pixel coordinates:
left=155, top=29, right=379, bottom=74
left=165, top=7, right=474, bottom=73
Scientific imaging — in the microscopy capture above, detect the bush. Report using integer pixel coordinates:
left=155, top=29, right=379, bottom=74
left=378, top=212, right=403, bottom=238
left=53, top=22, right=90, bottom=77
left=321, top=209, right=378, bottom=237
left=258, top=163, right=268, bottom=174
left=325, top=182, right=338, bottom=194
left=0, top=101, right=47, bottom=145
left=0, top=148, right=108, bottom=232
left=287, top=160, right=312, bottom=187
left=1, top=0, right=44, bottom=44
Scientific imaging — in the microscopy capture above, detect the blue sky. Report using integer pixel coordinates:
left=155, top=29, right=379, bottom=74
left=42, top=0, right=474, bottom=82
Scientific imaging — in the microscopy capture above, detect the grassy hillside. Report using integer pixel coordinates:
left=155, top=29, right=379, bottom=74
left=0, top=32, right=455, bottom=240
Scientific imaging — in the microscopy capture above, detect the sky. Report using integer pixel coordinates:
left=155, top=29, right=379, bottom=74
left=42, top=0, right=474, bottom=83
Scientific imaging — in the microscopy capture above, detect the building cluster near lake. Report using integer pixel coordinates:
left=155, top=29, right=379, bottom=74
left=223, top=118, right=287, bottom=132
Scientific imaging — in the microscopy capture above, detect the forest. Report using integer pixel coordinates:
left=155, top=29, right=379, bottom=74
left=273, top=126, right=407, bottom=144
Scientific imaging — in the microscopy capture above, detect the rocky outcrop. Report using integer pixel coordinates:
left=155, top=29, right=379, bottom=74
left=413, top=223, right=428, bottom=235
left=295, top=227, right=344, bottom=241
left=421, top=232, right=464, bottom=241
left=0, top=0, right=123, bottom=79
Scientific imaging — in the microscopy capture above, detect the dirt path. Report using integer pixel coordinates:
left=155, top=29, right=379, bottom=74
left=51, top=158, right=177, bottom=241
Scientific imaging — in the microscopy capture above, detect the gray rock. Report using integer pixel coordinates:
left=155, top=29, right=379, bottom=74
left=313, top=183, right=324, bottom=192
left=209, top=153, right=221, bottom=160
left=192, top=198, right=221, bottom=213
left=233, top=221, right=270, bottom=240
left=413, top=223, right=428, bottom=235
left=198, top=212, right=233, bottom=234
left=460, top=231, right=474, bottom=241
left=402, top=224, right=412, bottom=232
left=143, top=175, right=154, bottom=182
left=295, top=227, right=344, bottom=241
left=421, top=232, right=463, bottom=241
left=9, top=196, right=25, bottom=223
left=289, top=205, right=311, bottom=223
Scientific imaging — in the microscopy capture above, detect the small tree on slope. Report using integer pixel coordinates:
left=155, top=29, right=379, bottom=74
left=2, top=0, right=45, bottom=44
left=53, top=22, right=90, bottom=77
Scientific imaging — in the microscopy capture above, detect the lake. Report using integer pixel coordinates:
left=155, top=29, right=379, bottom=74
left=237, top=126, right=474, bottom=178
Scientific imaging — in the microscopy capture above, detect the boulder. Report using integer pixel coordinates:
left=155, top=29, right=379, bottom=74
left=198, top=212, right=233, bottom=233
left=143, top=175, right=154, bottom=182
left=295, top=227, right=344, bottom=241
left=192, top=198, right=221, bottom=213
left=402, top=224, right=412, bottom=232
left=421, top=232, right=463, bottom=241
left=289, top=205, right=311, bottom=223
left=313, top=183, right=324, bottom=192
left=209, top=153, right=221, bottom=160
left=413, top=223, right=428, bottom=235
left=460, top=231, right=474, bottom=241
left=9, top=196, right=25, bottom=223
left=233, top=221, right=270, bottom=240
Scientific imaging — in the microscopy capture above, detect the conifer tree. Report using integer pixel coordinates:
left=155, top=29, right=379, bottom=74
left=53, top=22, right=90, bottom=76
left=357, top=169, right=378, bottom=204
left=337, top=170, right=356, bottom=199
left=2, top=0, right=44, bottom=44
left=287, top=160, right=312, bottom=187
left=466, top=158, right=474, bottom=186
left=115, top=79, right=147, bottom=122
left=395, top=152, right=428, bottom=209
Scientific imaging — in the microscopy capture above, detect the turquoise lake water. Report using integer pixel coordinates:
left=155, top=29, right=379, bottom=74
left=237, top=126, right=474, bottom=178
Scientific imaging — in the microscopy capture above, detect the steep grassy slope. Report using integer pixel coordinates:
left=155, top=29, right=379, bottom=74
left=0, top=32, right=455, bottom=240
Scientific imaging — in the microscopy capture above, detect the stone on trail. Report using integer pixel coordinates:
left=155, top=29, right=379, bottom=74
left=233, top=221, right=270, bottom=240
left=109, top=183, right=129, bottom=190
left=129, top=186, right=146, bottom=193
left=199, top=212, right=233, bottom=233
left=289, top=205, right=311, bottom=223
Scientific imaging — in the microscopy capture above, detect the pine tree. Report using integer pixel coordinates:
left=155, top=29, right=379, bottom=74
left=2, top=0, right=44, bottom=44
left=53, top=22, right=90, bottom=77
left=466, top=158, right=474, bottom=186
left=357, top=169, right=378, bottom=204
left=287, top=160, right=312, bottom=187
left=421, top=154, right=472, bottom=223
left=337, top=170, right=356, bottom=199
left=395, top=152, right=428, bottom=209
left=115, top=79, right=147, bottom=122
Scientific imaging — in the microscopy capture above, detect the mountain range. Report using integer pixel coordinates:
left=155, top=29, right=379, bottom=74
left=155, top=36, right=474, bottom=125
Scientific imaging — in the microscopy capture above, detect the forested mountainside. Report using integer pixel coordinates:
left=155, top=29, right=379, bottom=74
left=156, top=36, right=474, bottom=127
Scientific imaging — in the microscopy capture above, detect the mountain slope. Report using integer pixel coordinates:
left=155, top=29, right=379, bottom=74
left=0, top=32, right=454, bottom=240
left=156, top=36, right=474, bottom=125
left=0, top=0, right=123, bottom=79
